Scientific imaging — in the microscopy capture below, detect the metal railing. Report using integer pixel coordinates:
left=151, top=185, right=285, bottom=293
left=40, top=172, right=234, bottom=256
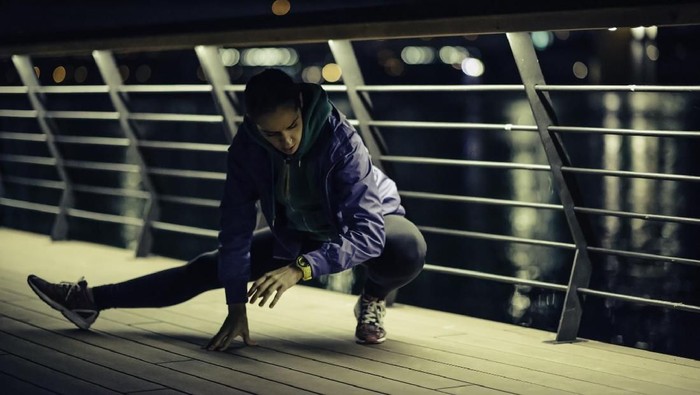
left=1, top=34, right=698, bottom=346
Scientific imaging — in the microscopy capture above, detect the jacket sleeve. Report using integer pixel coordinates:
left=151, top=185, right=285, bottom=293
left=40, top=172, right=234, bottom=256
left=303, top=130, right=385, bottom=276
left=218, top=139, right=258, bottom=304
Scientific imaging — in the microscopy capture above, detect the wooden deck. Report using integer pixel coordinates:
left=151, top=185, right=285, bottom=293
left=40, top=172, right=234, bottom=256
left=1, top=228, right=698, bottom=395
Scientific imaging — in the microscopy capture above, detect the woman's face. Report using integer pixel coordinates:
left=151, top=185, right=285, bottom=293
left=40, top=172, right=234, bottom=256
left=255, top=106, right=303, bottom=156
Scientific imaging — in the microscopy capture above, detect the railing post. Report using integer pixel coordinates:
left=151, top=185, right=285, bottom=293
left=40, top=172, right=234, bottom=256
left=12, top=55, right=73, bottom=241
left=194, top=45, right=270, bottom=230
left=194, top=46, right=241, bottom=144
left=93, top=50, right=160, bottom=257
left=507, top=32, right=595, bottom=342
left=330, top=39, right=401, bottom=303
left=328, top=40, right=386, bottom=172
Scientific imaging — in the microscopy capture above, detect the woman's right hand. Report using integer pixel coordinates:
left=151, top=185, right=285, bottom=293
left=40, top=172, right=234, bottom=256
left=206, top=303, right=257, bottom=351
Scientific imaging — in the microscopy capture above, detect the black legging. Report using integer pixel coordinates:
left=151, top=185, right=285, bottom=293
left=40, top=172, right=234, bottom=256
left=93, top=215, right=426, bottom=309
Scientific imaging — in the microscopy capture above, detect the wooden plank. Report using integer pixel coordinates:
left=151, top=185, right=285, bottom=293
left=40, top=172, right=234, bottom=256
left=440, top=334, right=700, bottom=393
left=1, top=300, right=191, bottom=364
left=124, top=390, right=187, bottom=395
left=579, top=341, right=700, bottom=369
left=0, top=317, right=246, bottom=395
left=123, top=321, right=382, bottom=395
left=386, top=300, right=700, bottom=369
left=161, top=359, right=316, bottom=395
left=0, top=354, right=120, bottom=395
left=0, top=371, right=56, bottom=395
left=0, top=287, right=31, bottom=302
left=124, top=306, right=580, bottom=395
left=235, top=285, right=700, bottom=381
left=135, top=320, right=447, bottom=395
left=219, top=310, right=625, bottom=395
left=4, top=228, right=699, bottom=395
left=260, top=304, right=700, bottom=395
left=2, top=300, right=383, bottom=394
left=0, top=321, right=163, bottom=393
left=165, top=301, right=610, bottom=395
left=439, top=385, right=511, bottom=395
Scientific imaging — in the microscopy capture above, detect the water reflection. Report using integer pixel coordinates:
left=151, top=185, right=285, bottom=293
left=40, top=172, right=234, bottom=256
left=504, top=99, right=559, bottom=324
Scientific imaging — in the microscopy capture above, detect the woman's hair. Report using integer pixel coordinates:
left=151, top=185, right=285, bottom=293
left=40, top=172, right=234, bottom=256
left=244, top=68, right=301, bottom=121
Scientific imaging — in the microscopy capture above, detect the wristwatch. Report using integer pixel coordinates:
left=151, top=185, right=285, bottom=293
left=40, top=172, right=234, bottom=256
left=295, top=255, right=313, bottom=281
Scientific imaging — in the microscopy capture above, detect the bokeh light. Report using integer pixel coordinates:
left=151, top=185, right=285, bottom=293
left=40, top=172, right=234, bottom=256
left=573, top=61, right=588, bottom=79
left=531, top=31, right=554, bottom=50
left=646, top=44, right=659, bottom=61
left=461, top=57, right=484, bottom=77
left=321, top=63, right=342, bottom=82
left=302, top=66, right=322, bottom=83
left=401, top=46, right=435, bottom=65
left=272, top=0, right=291, bottom=16
left=52, top=66, right=66, bottom=83
left=219, top=48, right=240, bottom=67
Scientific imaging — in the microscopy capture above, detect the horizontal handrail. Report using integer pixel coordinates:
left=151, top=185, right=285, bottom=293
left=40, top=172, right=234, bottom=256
left=357, top=85, right=525, bottom=92
left=399, top=190, right=563, bottom=210
left=67, top=208, right=144, bottom=226
left=3, top=175, right=65, bottom=189
left=0, top=87, right=29, bottom=94
left=536, top=84, right=700, bottom=92
left=587, top=246, right=700, bottom=267
left=63, top=159, right=140, bottom=172
left=223, top=84, right=346, bottom=92
left=577, top=288, right=700, bottom=313
left=72, top=184, right=150, bottom=199
left=0, top=131, right=47, bottom=142
left=418, top=225, right=576, bottom=250
left=151, top=221, right=218, bottom=237
left=423, top=264, right=568, bottom=291
left=0, top=197, right=59, bottom=214
left=381, top=156, right=551, bottom=171
left=222, top=84, right=246, bottom=92
left=148, top=167, right=226, bottom=180
left=55, top=135, right=130, bottom=146
left=0, top=109, right=38, bottom=118
left=550, top=126, right=700, bottom=138
left=561, top=166, right=700, bottom=183
left=0, top=154, right=56, bottom=166
left=128, top=112, right=223, bottom=123
left=46, top=111, right=120, bottom=120
left=138, top=140, right=228, bottom=152
left=318, top=85, right=348, bottom=92
left=35, top=85, right=110, bottom=94
left=118, top=84, right=213, bottom=93
left=159, top=194, right=220, bottom=207
left=575, top=206, right=700, bottom=226
left=400, top=190, right=699, bottom=226
left=369, top=120, right=538, bottom=131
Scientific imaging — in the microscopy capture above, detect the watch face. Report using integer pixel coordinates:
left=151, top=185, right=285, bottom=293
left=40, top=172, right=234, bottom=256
left=297, top=256, right=309, bottom=267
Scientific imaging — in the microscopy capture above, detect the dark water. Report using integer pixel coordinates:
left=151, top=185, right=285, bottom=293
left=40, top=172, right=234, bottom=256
left=1, top=28, right=698, bottom=359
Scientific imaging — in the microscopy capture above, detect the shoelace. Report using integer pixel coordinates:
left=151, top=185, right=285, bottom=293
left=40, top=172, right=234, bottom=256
left=60, top=276, right=85, bottom=302
left=359, top=299, right=386, bottom=326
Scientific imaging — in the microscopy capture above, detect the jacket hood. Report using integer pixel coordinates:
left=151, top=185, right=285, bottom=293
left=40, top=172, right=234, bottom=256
left=242, top=83, right=332, bottom=159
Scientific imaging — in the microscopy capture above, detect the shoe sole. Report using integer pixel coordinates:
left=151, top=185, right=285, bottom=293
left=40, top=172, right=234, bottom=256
left=355, top=336, right=387, bottom=345
left=27, top=276, right=93, bottom=330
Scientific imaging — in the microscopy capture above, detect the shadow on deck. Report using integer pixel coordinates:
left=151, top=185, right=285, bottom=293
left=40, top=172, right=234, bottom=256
left=1, top=228, right=698, bottom=394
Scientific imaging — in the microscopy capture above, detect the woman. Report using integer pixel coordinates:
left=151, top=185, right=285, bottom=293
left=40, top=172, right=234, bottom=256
left=28, top=68, right=426, bottom=348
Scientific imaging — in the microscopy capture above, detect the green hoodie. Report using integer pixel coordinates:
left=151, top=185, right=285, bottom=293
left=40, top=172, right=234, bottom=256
left=245, top=83, right=334, bottom=240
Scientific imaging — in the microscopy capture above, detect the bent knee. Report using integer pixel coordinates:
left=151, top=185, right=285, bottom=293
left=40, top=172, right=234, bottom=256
left=392, top=231, right=427, bottom=270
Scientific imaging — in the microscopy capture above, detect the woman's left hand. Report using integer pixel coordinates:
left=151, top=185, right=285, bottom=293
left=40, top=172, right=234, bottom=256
left=248, top=264, right=303, bottom=308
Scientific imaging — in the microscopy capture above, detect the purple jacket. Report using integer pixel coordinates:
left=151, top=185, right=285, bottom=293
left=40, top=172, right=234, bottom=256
left=218, top=106, right=405, bottom=303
